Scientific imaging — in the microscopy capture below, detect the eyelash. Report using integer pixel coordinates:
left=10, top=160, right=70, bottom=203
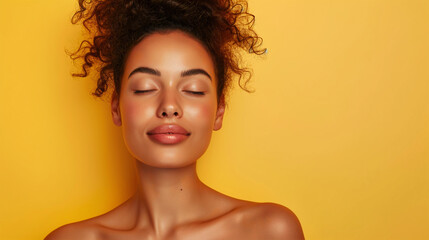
left=133, top=90, right=205, bottom=95
left=134, top=90, right=156, bottom=94
left=184, top=90, right=205, bottom=95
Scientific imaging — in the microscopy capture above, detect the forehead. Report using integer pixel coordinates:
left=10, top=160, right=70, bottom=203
left=123, top=30, right=216, bottom=81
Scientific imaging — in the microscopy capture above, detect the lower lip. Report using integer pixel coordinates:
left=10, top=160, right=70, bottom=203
left=147, top=133, right=189, bottom=145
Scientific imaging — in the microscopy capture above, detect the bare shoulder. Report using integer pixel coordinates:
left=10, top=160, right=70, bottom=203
left=44, top=221, right=99, bottom=240
left=259, top=203, right=304, bottom=239
left=234, top=202, right=305, bottom=240
left=45, top=196, right=136, bottom=240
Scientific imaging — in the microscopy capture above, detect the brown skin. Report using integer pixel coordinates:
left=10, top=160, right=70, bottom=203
left=45, top=30, right=304, bottom=240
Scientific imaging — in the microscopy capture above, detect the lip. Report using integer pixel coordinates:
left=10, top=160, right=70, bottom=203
left=147, top=124, right=191, bottom=145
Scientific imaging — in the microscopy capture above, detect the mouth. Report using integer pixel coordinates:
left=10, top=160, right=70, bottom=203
left=147, top=124, right=190, bottom=144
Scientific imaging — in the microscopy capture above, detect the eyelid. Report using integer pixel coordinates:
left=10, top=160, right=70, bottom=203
left=133, top=89, right=157, bottom=94
left=183, top=90, right=206, bottom=95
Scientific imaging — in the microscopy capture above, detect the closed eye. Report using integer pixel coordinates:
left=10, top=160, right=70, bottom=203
left=134, top=90, right=156, bottom=94
left=183, top=90, right=205, bottom=95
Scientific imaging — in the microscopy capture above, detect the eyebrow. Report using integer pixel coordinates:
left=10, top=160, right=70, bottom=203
left=128, top=67, right=161, bottom=79
left=128, top=66, right=212, bottom=81
left=181, top=69, right=212, bottom=81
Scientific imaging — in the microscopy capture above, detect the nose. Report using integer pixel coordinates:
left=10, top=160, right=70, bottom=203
left=156, top=91, right=182, bottom=119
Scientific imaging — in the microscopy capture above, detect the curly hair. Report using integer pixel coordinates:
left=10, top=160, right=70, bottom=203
left=69, top=0, right=265, bottom=102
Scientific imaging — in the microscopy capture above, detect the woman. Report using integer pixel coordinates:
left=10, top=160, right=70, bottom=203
left=46, top=0, right=304, bottom=239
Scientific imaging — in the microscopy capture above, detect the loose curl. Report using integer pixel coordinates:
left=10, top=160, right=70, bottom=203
left=69, top=0, right=265, bottom=102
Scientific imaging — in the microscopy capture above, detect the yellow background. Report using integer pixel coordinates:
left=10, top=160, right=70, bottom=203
left=0, top=0, right=428, bottom=239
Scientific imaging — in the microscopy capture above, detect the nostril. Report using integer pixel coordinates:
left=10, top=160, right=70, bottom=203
left=160, top=111, right=179, bottom=118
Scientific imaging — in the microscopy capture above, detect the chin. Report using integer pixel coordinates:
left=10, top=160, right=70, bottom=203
left=125, top=134, right=212, bottom=169
left=133, top=149, right=206, bottom=169
left=143, top=160, right=196, bottom=169
left=135, top=156, right=197, bottom=169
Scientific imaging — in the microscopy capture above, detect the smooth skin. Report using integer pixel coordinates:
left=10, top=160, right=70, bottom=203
left=45, top=30, right=304, bottom=240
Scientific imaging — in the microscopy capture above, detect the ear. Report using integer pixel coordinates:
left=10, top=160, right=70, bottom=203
left=111, top=91, right=122, bottom=126
left=213, top=98, right=225, bottom=131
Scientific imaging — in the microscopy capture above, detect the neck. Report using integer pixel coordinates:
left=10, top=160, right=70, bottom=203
left=131, top=160, right=209, bottom=235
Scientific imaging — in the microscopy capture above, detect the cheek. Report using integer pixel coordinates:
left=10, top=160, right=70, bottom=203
left=122, top=100, right=138, bottom=121
left=121, top=98, right=154, bottom=129
left=122, top=100, right=140, bottom=126
left=185, top=100, right=217, bottom=129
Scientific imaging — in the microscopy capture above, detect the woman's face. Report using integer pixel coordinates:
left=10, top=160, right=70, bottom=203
left=111, top=30, right=225, bottom=168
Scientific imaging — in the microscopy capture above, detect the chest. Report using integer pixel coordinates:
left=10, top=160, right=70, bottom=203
left=94, top=218, right=261, bottom=240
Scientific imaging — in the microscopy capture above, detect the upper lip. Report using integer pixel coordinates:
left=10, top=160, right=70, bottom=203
left=147, top=124, right=190, bottom=135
